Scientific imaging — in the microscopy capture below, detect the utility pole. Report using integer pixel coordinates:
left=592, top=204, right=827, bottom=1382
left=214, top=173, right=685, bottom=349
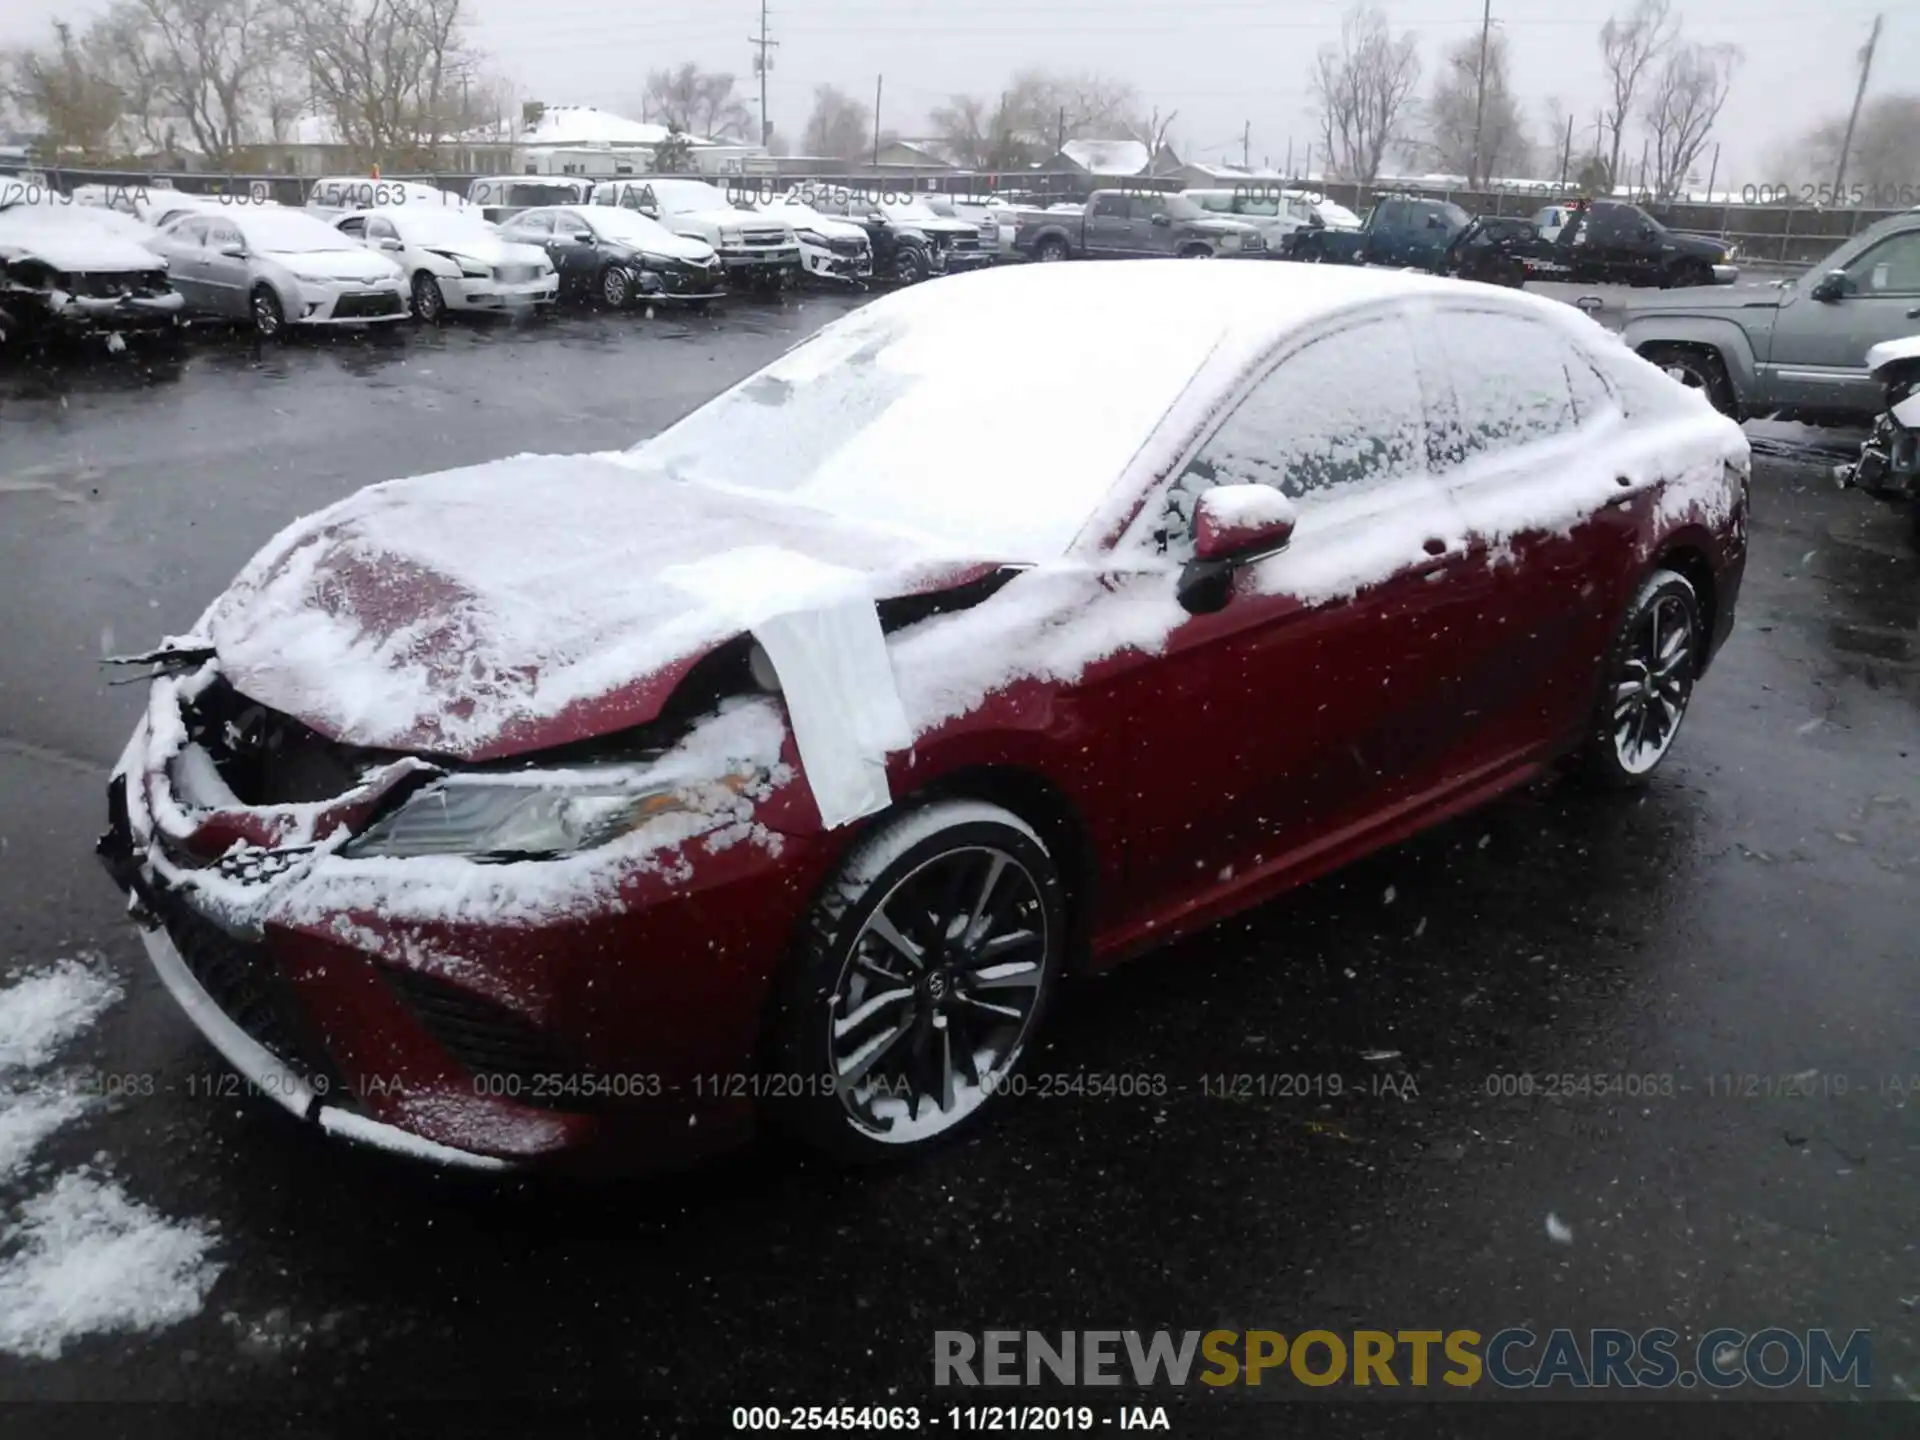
left=1285, top=137, right=1294, bottom=177
left=1704, top=140, right=1720, bottom=203
left=1056, top=105, right=1065, bottom=155
left=1242, top=120, right=1250, bottom=170
left=872, top=75, right=883, bottom=167
left=1558, top=111, right=1573, bottom=190
left=1469, top=0, right=1492, bottom=187
left=747, top=0, right=778, bottom=145
left=1834, top=13, right=1882, bottom=191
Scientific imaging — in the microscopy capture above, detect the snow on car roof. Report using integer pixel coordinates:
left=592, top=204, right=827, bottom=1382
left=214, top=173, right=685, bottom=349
left=624, top=259, right=1486, bottom=558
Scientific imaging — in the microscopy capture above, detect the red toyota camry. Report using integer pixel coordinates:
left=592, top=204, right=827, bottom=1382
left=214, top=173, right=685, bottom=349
left=100, top=261, right=1750, bottom=1171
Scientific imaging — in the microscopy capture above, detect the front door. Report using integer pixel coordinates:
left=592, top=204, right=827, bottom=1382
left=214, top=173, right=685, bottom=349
left=1766, top=225, right=1920, bottom=414
left=1083, top=193, right=1132, bottom=257
left=1104, top=310, right=1483, bottom=924
left=156, top=218, right=210, bottom=307
left=200, top=218, right=251, bottom=318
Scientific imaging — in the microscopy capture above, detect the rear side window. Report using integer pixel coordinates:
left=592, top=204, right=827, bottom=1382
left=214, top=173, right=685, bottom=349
left=1157, top=315, right=1427, bottom=547
left=1428, top=310, right=1581, bottom=465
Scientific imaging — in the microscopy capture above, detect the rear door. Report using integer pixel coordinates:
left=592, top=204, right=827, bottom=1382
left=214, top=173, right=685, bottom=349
left=1083, top=192, right=1131, bottom=257
left=1765, top=224, right=1920, bottom=414
left=1420, top=305, right=1644, bottom=767
left=1363, top=199, right=1408, bottom=264
left=201, top=218, right=250, bottom=317
left=1106, top=309, right=1484, bottom=922
left=156, top=217, right=210, bottom=306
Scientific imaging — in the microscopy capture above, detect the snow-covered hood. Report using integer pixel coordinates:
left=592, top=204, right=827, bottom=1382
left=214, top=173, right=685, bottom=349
left=199, top=454, right=997, bottom=761
left=0, top=213, right=168, bottom=272
left=418, top=235, right=546, bottom=270
left=606, top=227, right=715, bottom=263
left=893, top=214, right=974, bottom=237
left=1866, top=333, right=1920, bottom=373
left=269, top=248, right=401, bottom=284
left=666, top=206, right=787, bottom=238
left=776, top=210, right=867, bottom=243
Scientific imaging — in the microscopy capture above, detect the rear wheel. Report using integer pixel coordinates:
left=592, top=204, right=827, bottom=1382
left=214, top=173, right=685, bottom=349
left=1639, top=343, right=1738, bottom=417
left=765, top=800, right=1066, bottom=1161
left=1179, top=244, right=1214, bottom=258
left=249, top=284, right=284, bottom=340
left=1034, top=236, right=1070, bottom=263
left=1577, top=569, right=1702, bottom=788
left=410, top=270, right=446, bottom=321
left=1295, top=237, right=1324, bottom=263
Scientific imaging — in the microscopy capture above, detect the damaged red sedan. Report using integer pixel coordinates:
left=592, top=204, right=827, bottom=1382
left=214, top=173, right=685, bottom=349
left=101, top=262, right=1749, bottom=1171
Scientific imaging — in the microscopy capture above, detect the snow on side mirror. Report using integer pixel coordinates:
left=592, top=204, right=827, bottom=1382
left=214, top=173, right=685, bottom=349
left=1191, top=484, right=1298, bottom=563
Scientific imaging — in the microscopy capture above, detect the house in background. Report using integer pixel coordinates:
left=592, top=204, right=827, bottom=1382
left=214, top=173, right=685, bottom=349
left=518, top=103, right=765, bottom=177
left=1171, top=159, right=1291, bottom=190
left=870, top=138, right=957, bottom=172
left=1050, top=137, right=1185, bottom=181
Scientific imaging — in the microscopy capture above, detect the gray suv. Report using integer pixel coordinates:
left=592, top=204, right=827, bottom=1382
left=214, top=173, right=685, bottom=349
left=1620, top=208, right=1920, bottom=422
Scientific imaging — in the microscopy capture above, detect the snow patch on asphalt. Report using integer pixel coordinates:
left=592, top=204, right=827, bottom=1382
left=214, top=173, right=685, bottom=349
left=0, top=1170, right=223, bottom=1359
left=0, top=1088, right=96, bottom=1178
left=0, top=955, right=122, bottom=1070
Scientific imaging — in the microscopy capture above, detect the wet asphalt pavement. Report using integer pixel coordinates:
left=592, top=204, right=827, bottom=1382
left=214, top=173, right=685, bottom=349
left=0, top=285, right=1915, bottom=1432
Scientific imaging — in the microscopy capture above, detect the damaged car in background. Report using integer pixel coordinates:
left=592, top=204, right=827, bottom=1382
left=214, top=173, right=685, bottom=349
left=0, top=195, right=184, bottom=348
left=100, top=262, right=1750, bottom=1174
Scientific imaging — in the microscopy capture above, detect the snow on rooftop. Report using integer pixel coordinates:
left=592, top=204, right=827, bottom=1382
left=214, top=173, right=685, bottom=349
left=1060, top=138, right=1151, bottom=176
left=521, top=104, right=715, bottom=149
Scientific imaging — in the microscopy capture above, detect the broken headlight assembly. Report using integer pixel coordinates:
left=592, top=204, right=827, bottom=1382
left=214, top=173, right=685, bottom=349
left=342, top=769, right=756, bottom=861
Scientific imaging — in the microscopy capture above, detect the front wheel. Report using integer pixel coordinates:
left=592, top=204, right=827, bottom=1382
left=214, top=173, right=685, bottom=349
left=1577, top=569, right=1702, bottom=788
left=765, top=799, right=1066, bottom=1161
left=1295, top=239, right=1324, bottom=264
left=249, top=284, right=284, bottom=340
left=1640, top=343, right=1738, bottom=417
left=891, top=246, right=931, bottom=283
left=599, top=264, right=632, bottom=309
left=411, top=270, right=446, bottom=321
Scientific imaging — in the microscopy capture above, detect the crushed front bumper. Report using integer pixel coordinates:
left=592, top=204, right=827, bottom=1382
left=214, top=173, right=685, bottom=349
left=41, top=289, right=185, bottom=335
left=449, top=274, right=558, bottom=310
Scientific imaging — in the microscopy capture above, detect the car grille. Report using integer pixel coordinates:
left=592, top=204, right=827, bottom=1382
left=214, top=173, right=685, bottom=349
left=68, top=270, right=170, bottom=299
left=828, top=236, right=867, bottom=256
left=156, top=895, right=333, bottom=1090
left=660, top=266, right=717, bottom=293
left=381, top=967, right=597, bottom=1109
left=495, top=264, right=540, bottom=282
left=332, top=291, right=402, bottom=319
left=739, top=229, right=788, bottom=248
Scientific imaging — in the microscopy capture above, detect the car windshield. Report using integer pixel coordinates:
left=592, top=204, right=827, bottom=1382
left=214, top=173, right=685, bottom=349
left=1311, top=197, right=1362, bottom=227
left=882, top=199, right=940, bottom=221
left=238, top=208, right=360, bottom=252
left=1163, top=195, right=1208, bottom=220
left=648, top=179, right=733, bottom=213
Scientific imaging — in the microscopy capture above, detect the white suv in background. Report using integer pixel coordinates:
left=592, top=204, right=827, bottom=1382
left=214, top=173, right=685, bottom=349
left=754, top=192, right=873, bottom=285
left=590, top=178, right=800, bottom=290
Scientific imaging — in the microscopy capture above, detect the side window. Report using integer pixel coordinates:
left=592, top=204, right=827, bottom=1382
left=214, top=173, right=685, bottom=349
left=553, top=210, right=586, bottom=236
left=1373, top=200, right=1406, bottom=232
left=1841, top=229, right=1920, bottom=295
left=1157, top=316, right=1428, bottom=548
left=337, top=215, right=365, bottom=237
left=366, top=217, right=397, bottom=242
left=1429, top=310, right=1582, bottom=465
left=1089, top=194, right=1122, bottom=218
left=210, top=224, right=241, bottom=251
left=1564, top=350, right=1620, bottom=426
left=174, top=217, right=208, bottom=246
left=512, top=210, right=553, bottom=237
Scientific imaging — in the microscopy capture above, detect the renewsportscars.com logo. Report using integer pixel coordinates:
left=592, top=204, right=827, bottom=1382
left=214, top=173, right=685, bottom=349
left=934, top=1328, right=1872, bottom=1391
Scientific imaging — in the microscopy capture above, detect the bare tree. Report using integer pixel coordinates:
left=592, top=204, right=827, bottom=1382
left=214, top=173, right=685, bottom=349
left=802, top=83, right=869, bottom=160
left=1781, top=93, right=1920, bottom=196
left=0, top=22, right=125, bottom=160
left=1598, top=0, right=1676, bottom=191
left=1309, top=5, right=1421, bottom=182
left=297, top=0, right=483, bottom=164
left=1421, top=29, right=1526, bottom=183
left=86, top=0, right=291, bottom=165
left=929, top=93, right=992, bottom=169
left=1642, top=41, right=1738, bottom=198
left=640, top=63, right=752, bottom=141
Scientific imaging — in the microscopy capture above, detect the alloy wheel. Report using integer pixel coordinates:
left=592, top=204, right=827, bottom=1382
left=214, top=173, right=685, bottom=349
left=601, top=266, right=630, bottom=307
left=827, top=845, right=1048, bottom=1142
left=412, top=271, right=445, bottom=321
left=251, top=286, right=283, bottom=338
left=1611, top=592, right=1695, bottom=775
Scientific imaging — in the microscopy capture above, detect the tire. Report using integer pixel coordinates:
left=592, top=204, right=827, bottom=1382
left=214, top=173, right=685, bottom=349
left=599, top=264, right=632, bottom=309
left=1034, top=237, right=1070, bottom=264
left=1639, top=343, right=1739, bottom=418
left=1179, top=244, right=1214, bottom=259
left=891, top=246, right=931, bottom=283
left=410, top=270, right=446, bottom=322
left=1576, top=569, right=1703, bottom=789
left=249, top=284, right=284, bottom=340
left=765, top=799, right=1067, bottom=1162
left=1296, top=238, right=1324, bottom=264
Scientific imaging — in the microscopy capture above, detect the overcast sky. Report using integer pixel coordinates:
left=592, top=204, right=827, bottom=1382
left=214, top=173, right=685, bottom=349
left=3, top=0, right=1907, bottom=182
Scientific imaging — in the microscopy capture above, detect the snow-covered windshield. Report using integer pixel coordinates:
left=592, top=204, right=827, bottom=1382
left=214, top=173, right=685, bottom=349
left=1163, top=196, right=1209, bottom=221
left=647, top=180, right=735, bottom=214
left=238, top=208, right=360, bottom=253
left=1313, top=199, right=1362, bottom=227
left=881, top=200, right=940, bottom=222
left=623, top=267, right=1236, bottom=557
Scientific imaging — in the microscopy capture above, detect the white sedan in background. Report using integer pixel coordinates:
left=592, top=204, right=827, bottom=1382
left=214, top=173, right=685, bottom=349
left=147, top=205, right=408, bottom=337
left=334, top=206, right=557, bottom=319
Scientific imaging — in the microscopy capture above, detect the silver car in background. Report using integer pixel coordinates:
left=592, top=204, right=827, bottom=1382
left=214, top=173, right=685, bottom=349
left=147, top=205, right=408, bottom=338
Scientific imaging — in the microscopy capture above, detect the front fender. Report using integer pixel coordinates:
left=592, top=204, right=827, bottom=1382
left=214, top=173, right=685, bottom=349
left=1621, top=314, right=1764, bottom=405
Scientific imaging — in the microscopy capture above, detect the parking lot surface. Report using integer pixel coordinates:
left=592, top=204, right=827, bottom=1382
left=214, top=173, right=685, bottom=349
left=0, top=287, right=1914, bottom=1425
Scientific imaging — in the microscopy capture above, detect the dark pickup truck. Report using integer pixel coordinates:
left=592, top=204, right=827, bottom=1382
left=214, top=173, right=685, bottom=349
left=1534, top=199, right=1737, bottom=288
left=1289, top=194, right=1470, bottom=268
left=1013, top=190, right=1267, bottom=261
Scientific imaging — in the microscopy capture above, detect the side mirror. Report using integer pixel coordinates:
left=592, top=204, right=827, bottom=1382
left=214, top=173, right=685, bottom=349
left=1810, top=269, right=1850, bottom=302
left=1426, top=214, right=1445, bottom=229
left=1150, top=213, right=1171, bottom=227
left=377, top=236, right=403, bottom=251
left=573, top=230, right=594, bottom=244
left=218, top=244, right=246, bottom=259
left=1178, top=485, right=1298, bottom=615
left=1638, top=223, right=1654, bottom=239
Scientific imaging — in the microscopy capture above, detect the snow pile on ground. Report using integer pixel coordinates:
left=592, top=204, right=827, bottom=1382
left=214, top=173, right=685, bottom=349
left=0, top=1170, right=222, bottom=1360
left=0, top=956, right=121, bottom=1071
left=0, top=954, right=224, bottom=1359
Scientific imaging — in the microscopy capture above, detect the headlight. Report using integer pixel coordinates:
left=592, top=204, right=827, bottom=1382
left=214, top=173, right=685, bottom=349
left=1219, top=233, right=1242, bottom=250
left=288, top=272, right=332, bottom=284
left=794, top=229, right=825, bottom=245
left=457, top=258, right=492, bottom=279
left=718, top=225, right=742, bottom=243
left=342, top=771, right=755, bottom=861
